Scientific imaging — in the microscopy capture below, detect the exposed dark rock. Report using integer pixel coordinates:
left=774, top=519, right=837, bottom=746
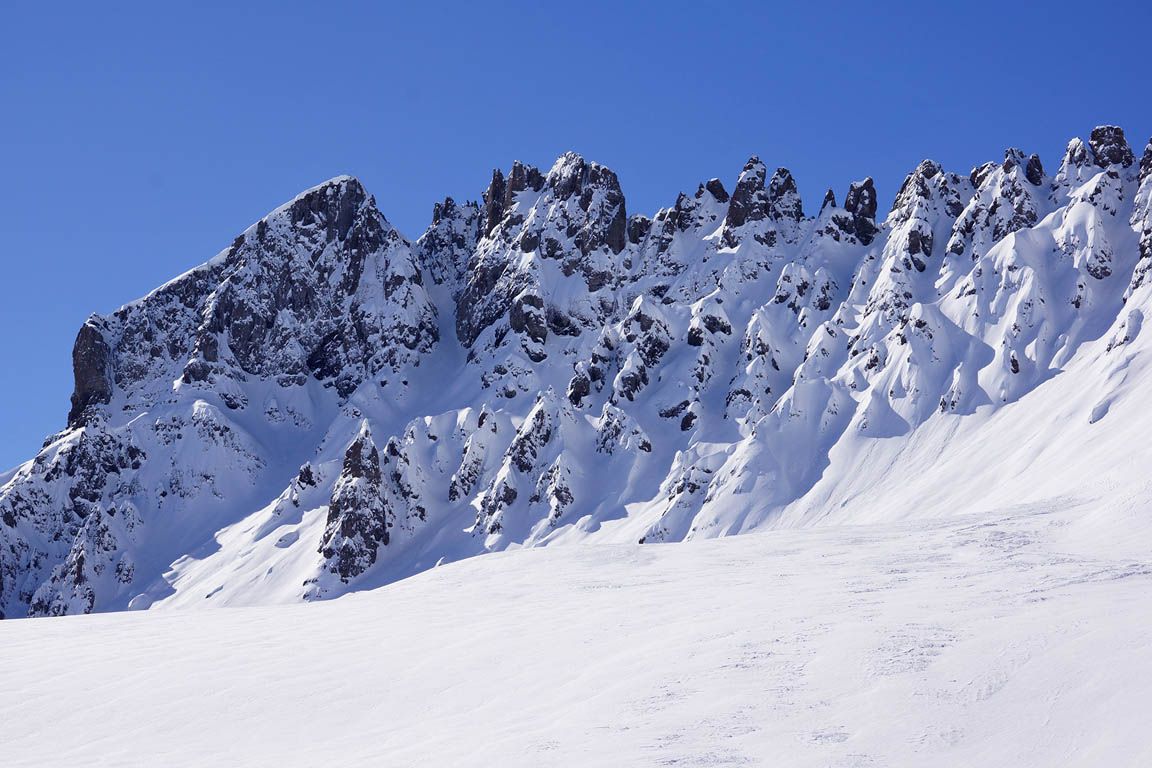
left=595, top=404, right=651, bottom=454
left=483, top=169, right=507, bottom=235
left=319, top=425, right=389, bottom=582
left=1025, top=154, right=1045, bottom=185
left=680, top=409, right=697, bottom=431
left=505, top=160, right=544, bottom=207
left=574, top=159, right=628, bottom=255
left=767, top=168, right=803, bottom=221
left=289, top=176, right=367, bottom=242
left=702, top=314, right=732, bottom=335
left=628, top=214, right=652, bottom=244
left=505, top=396, right=556, bottom=473
left=68, top=322, right=113, bottom=427
left=948, top=154, right=1041, bottom=260
left=907, top=230, right=931, bottom=260
left=545, top=307, right=579, bottom=337
left=844, top=177, right=877, bottom=219
left=1089, top=125, right=1135, bottom=168
left=566, top=370, right=590, bottom=406
left=726, top=156, right=767, bottom=229
left=509, top=293, right=547, bottom=344
left=417, top=196, right=482, bottom=287
left=603, top=205, right=627, bottom=255
left=843, top=177, right=879, bottom=245
left=704, top=178, right=729, bottom=203
left=722, top=159, right=804, bottom=246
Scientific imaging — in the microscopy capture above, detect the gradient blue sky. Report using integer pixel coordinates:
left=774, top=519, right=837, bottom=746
left=2, top=0, right=1150, bottom=470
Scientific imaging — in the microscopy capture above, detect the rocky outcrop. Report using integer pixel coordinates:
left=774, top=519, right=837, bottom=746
left=946, top=149, right=1044, bottom=262
left=90, top=176, right=438, bottom=409
left=1089, top=125, right=1135, bottom=169
left=449, top=406, right=504, bottom=502
left=724, top=157, right=767, bottom=230
left=722, top=158, right=805, bottom=247
left=415, top=197, right=482, bottom=290
left=452, top=153, right=629, bottom=360
left=842, top=177, right=879, bottom=245
left=319, top=423, right=389, bottom=582
left=67, top=321, right=114, bottom=427
left=473, top=390, right=582, bottom=542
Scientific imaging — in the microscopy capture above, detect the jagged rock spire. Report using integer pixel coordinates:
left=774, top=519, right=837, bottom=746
left=726, top=156, right=767, bottom=229
left=1055, top=126, right=1136, bottom=193
left=722, top=158, right=805, bottom=247
left=821, top=188, right=836, bottom=212
left=319, top=422, right=388, bottom=583
left=844, top=177, right=877, bottom=219
left=505, top=160, right=544, bottom=208
left=544, top=152, right=628, bottom=255
left=68, top=320, right=114, bottom=427
left=891, top=160, right=942, bottom=214
left=1089, top=125, right=1135, bottom=168
left=416, top=196, right=482, bottom=289
left=1026, top=154, right=1045, bottom=185
left=767, top=167, right=803, bottom=221
left=483, top=168, right=507, bottom=235
left=843, top=177, right=878, bottom=245
left=699, top=178, right=729, bottom=203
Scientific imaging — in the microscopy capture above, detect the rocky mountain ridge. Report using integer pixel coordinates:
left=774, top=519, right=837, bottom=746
left=2, top=125, right=1150, bottom=618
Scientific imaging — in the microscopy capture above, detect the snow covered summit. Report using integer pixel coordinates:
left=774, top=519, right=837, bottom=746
left=1, top=125, right=1151, bottom=618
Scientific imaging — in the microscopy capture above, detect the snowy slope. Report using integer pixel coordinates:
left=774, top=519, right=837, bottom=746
left=1, top=126, right=1151, bottom=619
left=1, top=496, right=1149, bottom=767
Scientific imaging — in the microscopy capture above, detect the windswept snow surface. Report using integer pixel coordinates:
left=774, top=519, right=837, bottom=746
left=2, top=497, right=1150, bottom=767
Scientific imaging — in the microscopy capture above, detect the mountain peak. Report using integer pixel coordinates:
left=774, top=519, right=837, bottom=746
left=844, top=176, right=877, bottom=218
left=767, top=167, right=803, bottom=221
left=1089, top=125, right=1135, bottom=168
left=546, top=152, right=623, bottom=202
left=302, top=173, right=363, bottom=193
left=696, top=178, right=729, bottom=203
left=276, top=174, right=377, bottom=243
left=506, top=160, right=545, bottom=204
left=820, top=188, right=837, bottom=211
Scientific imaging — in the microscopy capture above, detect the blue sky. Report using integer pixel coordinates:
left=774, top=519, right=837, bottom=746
left=2, top=0, right=1150, bottom=470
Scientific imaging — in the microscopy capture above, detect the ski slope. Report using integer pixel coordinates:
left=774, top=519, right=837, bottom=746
left=2, top=496, right=1149, bottom=766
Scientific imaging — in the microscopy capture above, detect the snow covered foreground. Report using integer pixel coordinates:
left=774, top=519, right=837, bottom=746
left=3, top=499, right=1149, bottom=766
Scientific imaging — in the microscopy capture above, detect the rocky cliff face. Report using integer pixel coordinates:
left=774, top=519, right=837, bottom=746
left=2, top=126, right=1151, bottom=618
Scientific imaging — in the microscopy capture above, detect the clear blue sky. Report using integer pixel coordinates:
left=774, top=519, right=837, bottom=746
left=2, top=0, right=1150, bottom=470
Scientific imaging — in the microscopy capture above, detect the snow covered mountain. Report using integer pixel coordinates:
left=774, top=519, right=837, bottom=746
left=2, top=125, right=1151, bottom=619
